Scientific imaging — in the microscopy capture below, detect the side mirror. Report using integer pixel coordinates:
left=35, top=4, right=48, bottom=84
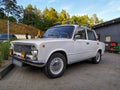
left=74, top=34, right=81, bottom=39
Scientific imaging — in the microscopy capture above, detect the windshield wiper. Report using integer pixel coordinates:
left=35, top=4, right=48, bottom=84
left=48, top=34, right=58, bottom=38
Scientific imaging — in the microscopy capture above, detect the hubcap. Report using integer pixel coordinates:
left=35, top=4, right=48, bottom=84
left=50, top=57, right=64, bottom=75
left=96, top=52, right=100, bottom=62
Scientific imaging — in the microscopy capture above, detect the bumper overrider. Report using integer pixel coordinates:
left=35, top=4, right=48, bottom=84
left=11, top=54, right=45, bottom=67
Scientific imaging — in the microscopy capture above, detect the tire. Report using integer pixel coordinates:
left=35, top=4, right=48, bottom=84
left=92, top=51, right=101, bottom=64
left=44, top=53, right=66, bottom=78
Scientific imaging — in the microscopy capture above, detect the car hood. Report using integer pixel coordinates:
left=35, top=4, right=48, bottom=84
left=11, top=38, right=72, bottom=46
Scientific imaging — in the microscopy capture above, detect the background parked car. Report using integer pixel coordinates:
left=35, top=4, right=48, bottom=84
left=0, top=34, right=17, bottom=43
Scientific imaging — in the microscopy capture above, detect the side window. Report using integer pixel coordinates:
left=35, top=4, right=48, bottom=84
left=87, top=30, right=96, bottom=40
left=75, top=30, right=86, bottom=39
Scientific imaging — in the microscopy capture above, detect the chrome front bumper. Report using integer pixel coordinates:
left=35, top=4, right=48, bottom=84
left=12, top=55, right=45, bottom=67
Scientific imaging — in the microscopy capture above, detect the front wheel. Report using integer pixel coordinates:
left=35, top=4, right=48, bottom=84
left=92, top=51, right=101, bottom=64
left=44, top=53, right=66, bottom=78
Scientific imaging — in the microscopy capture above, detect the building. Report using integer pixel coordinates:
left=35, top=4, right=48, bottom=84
left=93, top=17, right=120, bottom=43
left=92, top=17, right=120, bottom=52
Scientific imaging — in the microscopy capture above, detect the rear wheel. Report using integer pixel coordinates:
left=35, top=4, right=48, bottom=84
left=92, top=51, right=101, bottom=64
left=44, top=53, right=66, bottom=78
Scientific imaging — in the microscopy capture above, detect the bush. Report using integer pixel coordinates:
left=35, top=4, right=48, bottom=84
left=0, top=41, right=9, bottom=60
left=0, top=44, right=2, bottom=66
left=0, top=38, right=17, bottom=66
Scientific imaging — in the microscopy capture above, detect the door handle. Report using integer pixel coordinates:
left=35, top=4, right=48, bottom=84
left=86, top=42, right=89, bottom=45
left=97, top=43, right=99, bottom=45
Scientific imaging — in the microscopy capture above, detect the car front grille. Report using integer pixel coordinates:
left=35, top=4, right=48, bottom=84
left=14, top=44, right=32, bottom=55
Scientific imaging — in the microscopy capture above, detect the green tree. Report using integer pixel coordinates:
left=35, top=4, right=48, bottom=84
left=70, top=15, right=89, bottom=26
left=70, top=15, right=78, bottom=24
left=49, top=7, right=58, bottom=23
left=43, top=7, right=49, bottom=19
left=0, top=0, right=23, bottom=39
left=78, top=15, right=89, bottom=26
left=89, top=17, right=94, bottom=26
left=9, top=16, right=16, bottom=22
left=99, top=19, right=104, bottom=23
left=59, top=9, right=70, bottom=24
left=92, top=14, right=99, bottom=24
left=0, top=8, right=6, bottom=19
left=42, top=7, right=53, bottom=30
left=1, top=0, right=23, bottom=20
left=23, top=4, right=41, bottom=27
left=41, top=7, right=59, bottom=31
left=70, top=14, right=103, bottom=26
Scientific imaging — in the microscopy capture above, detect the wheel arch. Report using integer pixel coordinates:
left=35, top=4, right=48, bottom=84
left=98, top=49, right=102, bottom=55
left=47, top=50, right=68, bottom=64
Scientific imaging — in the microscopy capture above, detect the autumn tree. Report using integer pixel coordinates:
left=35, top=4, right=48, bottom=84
left=78, top=15, right=89, bottom=26
left=89, top=17, right=94, bottom=26
left=70, top=14, right=103, bottom=26
left=70, top=15, right=78, bottom=24
left=42, top=7, right=52, bottom=30
left=70, top=15, right=89, bottom=26
left=59, top=9, right=70, bottom=24
left=49, top=7, right=58, bottom=23
left=40, top=7, right=59, bottom=31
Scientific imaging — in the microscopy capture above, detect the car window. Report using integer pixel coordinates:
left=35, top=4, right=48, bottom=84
left=75, top=30, right=86, bottom=39
left=87, top=30, right=96, bottom=40
left=43, top=26, right=74, bottom=39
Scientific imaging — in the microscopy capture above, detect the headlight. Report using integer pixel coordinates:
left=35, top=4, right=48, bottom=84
left=31, top=45, right=38, bottom=56
left=31, top=50, right=38, bottom=56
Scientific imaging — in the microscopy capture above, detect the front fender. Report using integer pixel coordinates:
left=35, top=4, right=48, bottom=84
left=46, top=49, right=67, bottom=63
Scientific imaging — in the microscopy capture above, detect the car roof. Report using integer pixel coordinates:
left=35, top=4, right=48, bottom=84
left=53, top=24, right=79, bottom=28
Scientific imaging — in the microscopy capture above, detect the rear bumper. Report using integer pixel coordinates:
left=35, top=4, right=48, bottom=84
left=12, top=55, right=45, bottom=67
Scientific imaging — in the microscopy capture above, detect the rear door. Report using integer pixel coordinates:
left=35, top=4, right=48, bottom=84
left=86, top=30, right=99, bottom=58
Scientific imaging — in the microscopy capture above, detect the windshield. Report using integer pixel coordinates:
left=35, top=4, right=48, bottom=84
left=42, top=26, right=74, bottom=39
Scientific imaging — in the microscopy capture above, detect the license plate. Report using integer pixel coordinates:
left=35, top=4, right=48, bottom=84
left=13, top=59, right=23, bottom=67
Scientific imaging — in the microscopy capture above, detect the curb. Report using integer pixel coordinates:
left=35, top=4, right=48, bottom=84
left=0, top=64, right=14, bottom=80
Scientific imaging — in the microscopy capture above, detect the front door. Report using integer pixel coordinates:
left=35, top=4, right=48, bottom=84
left=72, top=29, right=90, bottom=63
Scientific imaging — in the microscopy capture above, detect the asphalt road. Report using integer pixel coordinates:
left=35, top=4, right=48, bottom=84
left=0, top=52, right=120, bottom=90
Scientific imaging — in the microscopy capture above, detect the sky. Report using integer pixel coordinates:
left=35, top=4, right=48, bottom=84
left=17, top=0, right=120, bottom=21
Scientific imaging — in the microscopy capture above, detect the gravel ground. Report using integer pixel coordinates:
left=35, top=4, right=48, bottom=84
left=0, top=52, right=120, bottom=90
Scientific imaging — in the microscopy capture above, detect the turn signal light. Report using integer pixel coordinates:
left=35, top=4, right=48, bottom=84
left=21, top=51, right=26, bottom=58
left=9, top=49, right=13, bottom=56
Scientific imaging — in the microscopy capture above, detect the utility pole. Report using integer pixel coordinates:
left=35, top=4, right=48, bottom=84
left=7, top=12, right=10, bottom=40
